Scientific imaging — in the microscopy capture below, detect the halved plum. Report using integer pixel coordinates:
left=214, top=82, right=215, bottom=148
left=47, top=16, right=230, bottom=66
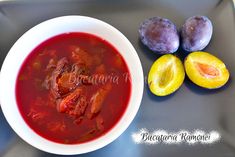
left=184, top=51, right=229, bottom=89
left=148, top=54, right=185, bottom=96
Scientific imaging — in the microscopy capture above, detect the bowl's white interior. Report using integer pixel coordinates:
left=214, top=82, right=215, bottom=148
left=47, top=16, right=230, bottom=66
left=0, top=16, right=143, bottom=155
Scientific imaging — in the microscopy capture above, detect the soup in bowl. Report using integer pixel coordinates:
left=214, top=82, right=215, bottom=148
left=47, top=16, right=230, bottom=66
left=0, top=16, right=143, bottom=155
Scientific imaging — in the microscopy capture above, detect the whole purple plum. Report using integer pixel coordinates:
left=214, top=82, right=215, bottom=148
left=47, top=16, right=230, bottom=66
left=139, top=17, right=179, bottom=54
left=181, top=15, right=213, bottom=52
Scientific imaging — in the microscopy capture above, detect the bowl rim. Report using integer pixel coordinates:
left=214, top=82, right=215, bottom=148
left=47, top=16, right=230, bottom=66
left=0, top=15, right=144, bottom=155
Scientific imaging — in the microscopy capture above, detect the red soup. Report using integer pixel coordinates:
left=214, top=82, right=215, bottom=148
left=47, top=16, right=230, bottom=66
left=16, top=32, right=131, bottom=144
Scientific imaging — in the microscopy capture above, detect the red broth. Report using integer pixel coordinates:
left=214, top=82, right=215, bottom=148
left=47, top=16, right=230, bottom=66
left=15, top=32, right=131, bottom=144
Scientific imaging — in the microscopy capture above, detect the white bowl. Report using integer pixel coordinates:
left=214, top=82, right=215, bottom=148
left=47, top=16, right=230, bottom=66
left=0, top=16, right=144, bottom=155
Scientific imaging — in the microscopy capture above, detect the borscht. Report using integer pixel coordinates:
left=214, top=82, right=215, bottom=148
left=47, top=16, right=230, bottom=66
left=15, top=32, right=131, bottom=144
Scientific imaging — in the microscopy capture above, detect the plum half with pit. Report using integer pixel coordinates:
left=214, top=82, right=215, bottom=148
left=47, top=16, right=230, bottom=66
left=181, top=15, right=213, bottom=52
left=184, top=51, right=229, bottom=89
left=139, top=17, right=179, bottom=54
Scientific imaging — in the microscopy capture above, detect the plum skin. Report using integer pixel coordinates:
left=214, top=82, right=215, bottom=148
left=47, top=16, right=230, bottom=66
left=181, top=15, right=213, bottom=52
left=139, top=17, right=180, bottom=54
